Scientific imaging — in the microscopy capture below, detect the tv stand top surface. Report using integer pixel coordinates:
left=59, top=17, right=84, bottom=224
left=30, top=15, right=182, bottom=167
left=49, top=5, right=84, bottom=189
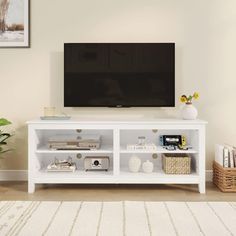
left=27, top=117, right=207, bottom=125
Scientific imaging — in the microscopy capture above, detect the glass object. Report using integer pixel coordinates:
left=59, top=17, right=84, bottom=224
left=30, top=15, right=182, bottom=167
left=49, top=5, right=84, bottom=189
left=138, top=136, right=146, bottom=146
left=44, top=107, right=56, bottom=117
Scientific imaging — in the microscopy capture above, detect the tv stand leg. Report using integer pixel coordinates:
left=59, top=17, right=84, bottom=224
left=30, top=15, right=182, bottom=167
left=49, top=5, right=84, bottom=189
left=198, top=182, right=205, bottom=194
left=28, top=181, right=35, bottom=193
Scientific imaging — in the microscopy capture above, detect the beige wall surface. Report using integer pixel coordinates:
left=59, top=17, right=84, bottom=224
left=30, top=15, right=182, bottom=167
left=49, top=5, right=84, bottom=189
left=0, top=0, right=235, bottom=170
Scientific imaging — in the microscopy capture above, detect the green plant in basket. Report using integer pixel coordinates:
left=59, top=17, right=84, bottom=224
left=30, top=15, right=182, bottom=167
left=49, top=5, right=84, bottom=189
left=0, top=118, right=12, bottom=156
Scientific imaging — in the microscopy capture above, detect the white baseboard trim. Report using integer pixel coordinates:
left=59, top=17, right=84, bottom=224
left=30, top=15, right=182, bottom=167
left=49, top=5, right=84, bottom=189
left=0, top=170, right=214, bottom=182
left=0, top=170, right=28, bottom=181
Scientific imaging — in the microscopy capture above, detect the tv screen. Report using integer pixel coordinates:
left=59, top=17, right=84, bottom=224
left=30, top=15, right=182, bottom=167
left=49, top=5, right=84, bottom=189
left=64, top=43, right=175, bottom=107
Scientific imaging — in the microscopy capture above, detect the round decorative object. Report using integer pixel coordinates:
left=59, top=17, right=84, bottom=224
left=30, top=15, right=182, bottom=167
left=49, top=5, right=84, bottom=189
left=152, top=153, right=158, bottom=159
left=142, top=160, right=154, bottom=173
left=128, top=155, right=141, bottom=172
left=76, top=153, right=82, bottom=159
left=181, top=103, right=198, bottom=120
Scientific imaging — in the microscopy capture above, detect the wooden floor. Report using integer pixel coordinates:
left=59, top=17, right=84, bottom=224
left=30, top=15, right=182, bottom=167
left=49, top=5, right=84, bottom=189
left=0, top=182, right=235, bottom=201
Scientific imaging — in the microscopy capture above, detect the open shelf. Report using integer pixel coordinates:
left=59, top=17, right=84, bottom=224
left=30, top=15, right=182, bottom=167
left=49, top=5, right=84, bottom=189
left=37, top=168, right=113, bottom=177
left=118, top=167, right=199, bottom=183
left=120, top=146, right=198, bottom=154
left=38, top=169, right=113, bottom=177
left=36, top=144, right=113, bottom=154
left=34, top=169, right=114, bottom=184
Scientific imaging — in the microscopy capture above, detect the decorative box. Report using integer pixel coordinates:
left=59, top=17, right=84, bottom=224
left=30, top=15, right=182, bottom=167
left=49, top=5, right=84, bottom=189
left=162, top=153, right=191, bottom=174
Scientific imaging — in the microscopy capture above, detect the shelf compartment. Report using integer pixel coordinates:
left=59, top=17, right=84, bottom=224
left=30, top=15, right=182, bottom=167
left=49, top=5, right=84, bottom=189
left=120, top=153, right=198, bottom=179
left=36, top=144, right=113, bottom=154
left=35, top=129, right=113, bottom=153
left=120, top=129, right=199, bottom=153
left=35, top=153, right=114, bottom=177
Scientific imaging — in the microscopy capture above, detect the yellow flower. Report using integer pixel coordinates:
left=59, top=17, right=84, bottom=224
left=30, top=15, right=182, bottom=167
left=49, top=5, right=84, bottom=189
left=180, top=96, right=187, bottom=103
left=193, top=92, right=199, bottom=99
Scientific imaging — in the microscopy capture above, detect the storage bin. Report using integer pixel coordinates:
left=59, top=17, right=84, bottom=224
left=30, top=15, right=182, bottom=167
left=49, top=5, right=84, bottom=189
left=213, top=161, right=236, bottom=192
left=162, top=153, right=191, bottom=174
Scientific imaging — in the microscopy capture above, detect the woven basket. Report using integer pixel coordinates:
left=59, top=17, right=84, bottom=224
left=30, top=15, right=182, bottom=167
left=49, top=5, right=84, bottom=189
left=162, top=153, right=191, bottom=174
left=213, top=161, right=236, bottom=192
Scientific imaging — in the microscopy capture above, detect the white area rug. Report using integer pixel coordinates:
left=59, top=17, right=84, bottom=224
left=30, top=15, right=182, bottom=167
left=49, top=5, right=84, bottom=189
left=0, top=201, right=236, bottom=236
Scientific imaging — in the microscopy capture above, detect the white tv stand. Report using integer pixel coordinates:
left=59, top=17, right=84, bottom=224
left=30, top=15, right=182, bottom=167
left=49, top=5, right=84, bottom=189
left=27, top=118, right=207, bottom=193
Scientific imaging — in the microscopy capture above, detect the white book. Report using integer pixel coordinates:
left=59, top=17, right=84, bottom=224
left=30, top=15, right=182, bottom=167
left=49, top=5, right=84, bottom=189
left=224, top=144, right=236, bottom=168
left=229, top=148, right=235, bottom=168
left=215, top=144, right=224, bottom=166
left=223, top=147, right=229, bottom=168
left=234, top=148, right=236, bottom=168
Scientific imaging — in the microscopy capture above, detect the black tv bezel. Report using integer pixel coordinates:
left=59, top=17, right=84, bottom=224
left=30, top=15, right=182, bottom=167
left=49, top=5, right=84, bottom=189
left=64, top=42, right=175, bottom=108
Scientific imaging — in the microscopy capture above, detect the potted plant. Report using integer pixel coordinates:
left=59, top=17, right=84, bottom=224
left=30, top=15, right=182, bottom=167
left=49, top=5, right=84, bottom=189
left=180, top=92, right=199, bottom=120
left=0, top=118, right=12, bottom=156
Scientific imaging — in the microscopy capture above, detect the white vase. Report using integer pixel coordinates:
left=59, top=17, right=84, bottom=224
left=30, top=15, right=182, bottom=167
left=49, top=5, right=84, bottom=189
left=181, top=103, right=198, bottom=120
left=142, top=160, right=154, bottom=173
left=128, top=155, right=141, bottom=173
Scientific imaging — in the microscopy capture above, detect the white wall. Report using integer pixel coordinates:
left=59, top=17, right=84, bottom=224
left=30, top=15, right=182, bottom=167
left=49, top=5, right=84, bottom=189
left=0, top=0, right=235, bottom=170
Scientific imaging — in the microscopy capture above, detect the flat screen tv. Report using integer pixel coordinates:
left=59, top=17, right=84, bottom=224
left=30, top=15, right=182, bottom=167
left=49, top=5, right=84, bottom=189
left=64, top=43, right=175, bottom=107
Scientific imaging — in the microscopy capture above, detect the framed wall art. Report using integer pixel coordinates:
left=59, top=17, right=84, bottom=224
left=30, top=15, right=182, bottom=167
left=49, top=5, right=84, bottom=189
left=0, top=0, right=29, bottom=48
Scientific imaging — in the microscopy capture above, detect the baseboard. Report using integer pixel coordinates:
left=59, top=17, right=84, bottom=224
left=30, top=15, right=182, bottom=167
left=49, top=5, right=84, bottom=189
left=0, top=170, right=28, bottom=181
left=0, top=170, right=213, bottom=182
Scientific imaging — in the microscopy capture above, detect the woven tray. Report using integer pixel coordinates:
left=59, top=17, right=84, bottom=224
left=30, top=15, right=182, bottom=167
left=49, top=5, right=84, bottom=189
left=213, top=161, right=236, bottom=192
left=162, top=153, right=191, bottom=174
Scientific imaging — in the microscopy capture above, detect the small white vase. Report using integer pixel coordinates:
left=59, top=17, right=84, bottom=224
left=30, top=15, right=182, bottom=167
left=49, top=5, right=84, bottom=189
left=128, top=155, right=141, bottom=173
left=181, top=103, right=198, bottom=120
left=142, top=160, right=154, bottom=173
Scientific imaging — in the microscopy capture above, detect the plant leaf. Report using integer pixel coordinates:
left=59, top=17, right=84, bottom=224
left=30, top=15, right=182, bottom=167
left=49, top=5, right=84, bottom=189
left=0, top=148, right=13, bottom=154
left=0, top=133, right=11, bottom=143
left=0, top=118, right=11, bottom=126
left=0, top=142, right=7, bottom=145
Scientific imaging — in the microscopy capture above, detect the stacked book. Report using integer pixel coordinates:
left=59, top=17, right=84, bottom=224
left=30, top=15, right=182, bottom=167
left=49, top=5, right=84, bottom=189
left=215, top=144, right=236, bottom=168
left=127, top=143, right=157, bottom=151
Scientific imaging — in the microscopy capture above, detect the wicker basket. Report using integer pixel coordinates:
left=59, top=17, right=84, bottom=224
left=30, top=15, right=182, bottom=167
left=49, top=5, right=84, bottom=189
left=213, top=161, right=236, bottom=192
left=162, top=153, right=191, bottom=174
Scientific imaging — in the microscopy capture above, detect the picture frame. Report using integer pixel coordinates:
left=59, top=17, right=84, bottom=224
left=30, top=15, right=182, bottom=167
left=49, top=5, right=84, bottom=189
left=0, top=0, right=30, bottom=48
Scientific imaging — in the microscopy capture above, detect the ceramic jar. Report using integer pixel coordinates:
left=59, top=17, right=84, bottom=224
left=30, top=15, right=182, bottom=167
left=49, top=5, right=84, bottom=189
left=181, top=103, right=198, bottom=120
left=142, top=160, right=154, bottom=173
left=128, top=155, right=141, bottom=172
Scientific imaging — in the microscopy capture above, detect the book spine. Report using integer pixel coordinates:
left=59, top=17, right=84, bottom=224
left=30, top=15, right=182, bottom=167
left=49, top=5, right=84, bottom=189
left=233, top=148, right=236, bottom=168
left=229, top=149, right=234, bottom=168
left=223, top=147, right=229, bottom=168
